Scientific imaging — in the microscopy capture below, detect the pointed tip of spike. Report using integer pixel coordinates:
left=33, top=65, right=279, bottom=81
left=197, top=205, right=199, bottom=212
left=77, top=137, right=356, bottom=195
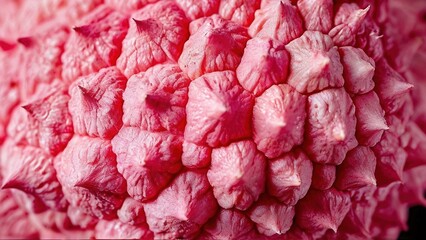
left=74, top=182, right=86, bottom=189
left=333, top=124, right=347, bottom=142
left=132, top=18, right=146, bottom=32
left=312, top=53, right=331, bottom=72
left=132, top=18, right=162, bottom=38
left=348, top=5, right=370, bottom=31
left=17, top=37, right=34, bottom=48
left=271, top=225, right=284, bottom=235
left=391, top=80, right=414, bottom=97
left=73, top=25, right=96, bottom=37
left=78, top=85, right=89, bottom=95
left=78, top=85, right=97, bottom=99
left=210, top=98, right=228, bottom=118
left=78, top=85, right=99, bottom=108
left=74, top=180, right=95, bottom=191
left=0, top=39, right=15, bottom=50
left=366, top=175, right=377, bottom=186
left=326, top=222, right=338, bottom=233
left=272, top=118, right=287, bottom=128
left=132, top=18, right=141, bottom=25
left=176, top=211, right=189, bottom=221
left=368, top=117, right=389, bottom=132
left=319, top=56, right=331, bottom=69
left=1, top=180, right=11, bottom=189
left=288, top=174, right=302, bottom=187
left=21, top=104, right=34, bottom=115
left=354, top=5, right=371, bottom=22
left=361, top=5, right=371, bottom=15
left=1, top=176, right=21, bottom=190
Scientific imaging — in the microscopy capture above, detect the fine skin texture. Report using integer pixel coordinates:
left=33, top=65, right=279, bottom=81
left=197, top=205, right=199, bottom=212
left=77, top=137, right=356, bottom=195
left=0, top=0, right=426, bottom=239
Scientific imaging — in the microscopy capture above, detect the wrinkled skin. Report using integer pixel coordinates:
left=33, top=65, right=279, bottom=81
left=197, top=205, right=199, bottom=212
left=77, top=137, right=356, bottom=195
left=0, top=0, right=426, bottom=239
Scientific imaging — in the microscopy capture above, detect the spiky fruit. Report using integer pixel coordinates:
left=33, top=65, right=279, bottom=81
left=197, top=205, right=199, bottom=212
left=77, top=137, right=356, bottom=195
left=0, top=0, right=426, bottom=239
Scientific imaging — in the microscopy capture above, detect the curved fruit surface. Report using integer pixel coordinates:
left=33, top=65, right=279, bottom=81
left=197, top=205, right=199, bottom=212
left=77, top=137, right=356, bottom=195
left=0, top=0, right=426, bottom=239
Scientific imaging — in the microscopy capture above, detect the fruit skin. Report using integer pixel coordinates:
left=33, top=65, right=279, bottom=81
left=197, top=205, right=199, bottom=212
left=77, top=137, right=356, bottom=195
left=0, top=0, right=425, bottom=239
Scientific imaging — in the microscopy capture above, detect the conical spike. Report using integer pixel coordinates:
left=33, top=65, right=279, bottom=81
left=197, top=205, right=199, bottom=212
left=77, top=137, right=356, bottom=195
left=78, top=85, right=89, bottom=95
left=78, top=85, right=98, bottom=110
left=132, top=18, right=151, bottom=33
left=326, top=221, right=338, bottom=233
left=1, top=169, right=29, bottom=191
left=349, top=6, right=370, bottom=30
left=132, top=18, right=162, bottom=43
left=368, top=118, right=389, bottom=131
left=331, top=121, right=347, bottom=142
left=288, top=174, right=302, bottom=187
left=365, top=175, right=377, bottom=186
left=17, top=37, right=35, bottom=48
left=73, top=25, right=96, bottom=37
left=21, top=104, right=35, bottom=116
left=1, top=177, right=20, bottom=190
left=389, top=80, right=414, bottom=97
left=0, top=39, right=15, bottom=50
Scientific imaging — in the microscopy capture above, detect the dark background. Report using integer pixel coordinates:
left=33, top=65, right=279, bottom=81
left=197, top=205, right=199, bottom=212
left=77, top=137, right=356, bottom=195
left=398, top=205, right=426, bottom=240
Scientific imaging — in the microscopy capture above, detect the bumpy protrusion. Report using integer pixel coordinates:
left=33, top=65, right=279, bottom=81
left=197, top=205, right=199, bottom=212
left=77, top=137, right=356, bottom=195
left=184, top=71, right=254, bottom=147
left=285, top=31, right=345, bottom=94
left=111, top=127, right=182, bottom=201
left=329, top=4, right=370, bottom=46
left=253, top=84, right=306, bottom=158
left=297, top=0, right=333, bottom=33
left=207, top=140, right=266, bottom=210
left=267, top=150, right=313, bottom=205
left=296, top=188, right=351, bottom=234
left=61, top=6, right=128, bottom=82
left=1, top=142, right=67, bottom=211
left=236, top=38, right=289, bottom=96
left=353, top=91, right=389, bottom=147
left=182, top=141, right=212, bottom=169
left=179, top=15, right=249, bottom=80
left=249, top=196, right=295, bottom=236
left=55, top=136, right=126, bottom=219
left=117, top=1, right=189, bottom=77
left=199, top=209, right=258, bottom=239
left=335, top=146, right=377, bottom=190
left=339, top=46, right=375, bottom=94
left=69, top=67, right=126, bottom=139
left=305, top=88, right=358, bottom=165
left=219, top=0, right=260, bottom=27
left=249, top=0, right=303, bottom=45
left=375, top=60, right=414, bottom=114
left=122, top=64, right=190, bottom=135
left=144, top=170, right=218, bottom=239
left=20, top=89, right=74, bottom=156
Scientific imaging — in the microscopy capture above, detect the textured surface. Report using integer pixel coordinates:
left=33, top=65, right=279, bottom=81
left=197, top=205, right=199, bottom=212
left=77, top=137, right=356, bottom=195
left=0, top=0, right=426, bottom=239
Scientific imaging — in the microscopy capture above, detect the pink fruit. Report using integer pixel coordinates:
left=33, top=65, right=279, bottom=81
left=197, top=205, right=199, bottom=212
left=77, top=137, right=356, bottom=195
left=0, top=0, right=426, bottom=239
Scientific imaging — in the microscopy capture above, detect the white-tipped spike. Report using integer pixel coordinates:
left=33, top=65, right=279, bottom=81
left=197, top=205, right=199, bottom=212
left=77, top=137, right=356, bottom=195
left=389, top=80, right=414, bottom=97
left=176, top=211, right=189, bottom=221
left=272, top=225, right=284, bottom=235
left=333, top=124, right=346, bottom=141
left=368, top=117, right=389, bottom=131
left=0, top=173, right=23, bottom=191
left=272, top=118, right=287, bottom=128
left=314, top=53, right=331, bottom=71
left=209, top=97, right=228, bottom=118
left=285, top=173, right=302, bottom=187
left=327, top=221, right=338, bottom=233
left=349, top=5, right=370, bottom=31
left=358, top=6, right=371, bottom=18
left=366, top=175, right=377, bottom=186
